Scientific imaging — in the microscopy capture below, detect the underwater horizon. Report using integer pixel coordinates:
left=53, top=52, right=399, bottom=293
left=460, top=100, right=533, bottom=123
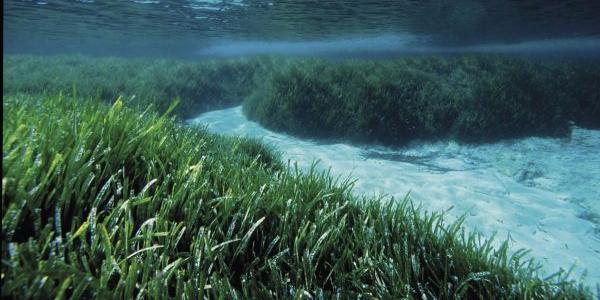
left=3, top=1, right=600, bottom=298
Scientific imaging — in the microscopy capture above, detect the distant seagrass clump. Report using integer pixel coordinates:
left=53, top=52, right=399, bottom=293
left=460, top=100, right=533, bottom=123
left=244, top=55, right=600, bottom=145
left=2, top=55, right=269, bottom=118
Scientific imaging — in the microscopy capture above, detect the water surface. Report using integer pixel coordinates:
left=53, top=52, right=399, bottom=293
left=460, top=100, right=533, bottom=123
left=5, top=0, right=600, bottom=58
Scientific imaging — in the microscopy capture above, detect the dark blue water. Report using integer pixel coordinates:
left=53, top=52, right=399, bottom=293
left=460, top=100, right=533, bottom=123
left=4, top=0, right=600, bottom=58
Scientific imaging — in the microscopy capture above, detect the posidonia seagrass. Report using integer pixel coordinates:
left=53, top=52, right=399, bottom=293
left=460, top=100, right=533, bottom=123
left=2, top=93, right=594, bottom=299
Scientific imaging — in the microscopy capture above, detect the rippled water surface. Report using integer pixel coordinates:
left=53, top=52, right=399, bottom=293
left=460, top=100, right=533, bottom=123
left=5, top=0, right=600, bottom=57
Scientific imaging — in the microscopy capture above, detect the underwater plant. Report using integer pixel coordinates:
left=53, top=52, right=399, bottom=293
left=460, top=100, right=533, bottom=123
left=244, top=55, right=600, bottom=145
left=2, top=55, right=269, bottom=118
left=6, top=54, right=598, bottom=145
left=1, top=93, right=594, bottom=298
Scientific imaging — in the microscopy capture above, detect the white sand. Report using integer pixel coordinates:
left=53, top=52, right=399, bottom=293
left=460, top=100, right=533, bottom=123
left=189, top=106, right=600, bottom=288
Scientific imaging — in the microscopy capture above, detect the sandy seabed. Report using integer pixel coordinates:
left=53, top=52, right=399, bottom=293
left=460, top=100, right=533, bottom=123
left=190, top=106, right=600, bottom=288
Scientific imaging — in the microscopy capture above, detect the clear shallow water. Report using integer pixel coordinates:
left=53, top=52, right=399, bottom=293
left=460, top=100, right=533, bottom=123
left=190, top=106, right=600, bottom=287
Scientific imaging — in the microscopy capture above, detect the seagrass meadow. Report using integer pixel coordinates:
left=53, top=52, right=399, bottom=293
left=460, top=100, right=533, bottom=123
left=2, top=55, right=273, bottom=118
left=5, top=54, right=599, bottom=146
left=2, top=54, right=598, bottom=299
left=243, top=56, right=600, bottom=145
